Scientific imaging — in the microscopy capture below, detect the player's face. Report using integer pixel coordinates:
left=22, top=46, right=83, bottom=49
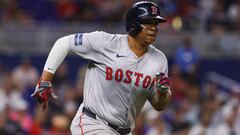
left=138, top=20, right=159, bottom=45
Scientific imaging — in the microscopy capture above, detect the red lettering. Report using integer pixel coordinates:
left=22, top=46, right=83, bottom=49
left=143, top=75, right=151, bottom=89
left=123, top=70, right=133, bottom=84
left=106, top=67, right=113, bottom=80
left=134, top=72, right=143, bottom=86
left=106, top=68, right=154, bottom=90
left=115, top=69, right=123, bottom=82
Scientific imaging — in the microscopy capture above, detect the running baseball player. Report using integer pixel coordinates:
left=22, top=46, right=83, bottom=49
left=31, top=1, right=171, bottom=135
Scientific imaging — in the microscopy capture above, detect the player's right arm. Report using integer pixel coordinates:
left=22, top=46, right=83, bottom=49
left=31, top=32, right=93, bottom=109
left=31, top=31, right=110, bottom=109
left=31, top=36, right=73, bottom=109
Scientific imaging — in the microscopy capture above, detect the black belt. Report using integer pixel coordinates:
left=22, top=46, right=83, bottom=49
left=82, top=107, right=131, bottom=135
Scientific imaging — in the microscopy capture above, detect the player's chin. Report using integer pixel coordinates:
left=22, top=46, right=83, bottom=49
left=145, top=36, right=157, bottom=43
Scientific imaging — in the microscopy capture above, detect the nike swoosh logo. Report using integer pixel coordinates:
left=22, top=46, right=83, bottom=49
left=47, top=67, right=54, bottom=70
left=116, top=54, right=125, bottom=57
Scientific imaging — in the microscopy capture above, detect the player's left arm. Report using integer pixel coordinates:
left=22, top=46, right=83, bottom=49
left=149, top=74, right=171, bottom=111
left=149, top=54, right=171, bottom=111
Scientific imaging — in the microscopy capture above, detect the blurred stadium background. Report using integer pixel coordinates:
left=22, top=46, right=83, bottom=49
left=0, top=0, right=239, bottom=135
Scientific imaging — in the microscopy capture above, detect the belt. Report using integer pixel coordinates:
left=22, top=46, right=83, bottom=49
left=82, top=107, right=131, bottom=135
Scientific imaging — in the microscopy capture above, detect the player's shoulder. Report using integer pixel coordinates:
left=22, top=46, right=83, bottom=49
left=87, top=31, right=124, bottom=40
left=81, top=31, right=125, bottom=50
left=149, top=45, right=167, bottom=60
left=92, top=31, right=126, bottom=47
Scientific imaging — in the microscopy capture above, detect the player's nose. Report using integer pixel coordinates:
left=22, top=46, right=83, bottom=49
left=148, top=25, right=158, bottom=35
left=141, top=24, right=159, bottom=34
left=149, top=24, right=158, bottom=32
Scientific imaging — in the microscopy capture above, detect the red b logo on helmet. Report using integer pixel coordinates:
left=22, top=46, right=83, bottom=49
left=151, top=6, right=158, bottom=15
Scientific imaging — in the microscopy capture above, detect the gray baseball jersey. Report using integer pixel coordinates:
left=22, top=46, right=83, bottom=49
left=69, top=31, right=168, bottom=128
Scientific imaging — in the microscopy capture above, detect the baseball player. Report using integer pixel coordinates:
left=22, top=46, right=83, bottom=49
left=31, top=1, right=171, bottom=135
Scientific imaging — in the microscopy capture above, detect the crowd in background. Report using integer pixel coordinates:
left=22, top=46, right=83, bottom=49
left=0, top=0, right=240, bottom=135
left=0, top=0, right=240, bottom=31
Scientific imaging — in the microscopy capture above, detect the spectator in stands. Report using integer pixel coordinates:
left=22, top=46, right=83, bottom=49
left=214, top=105, right=240, bottom=135
left=1, top=0, right=32, bottom=25
left=12, top=57, right=39, bottom=90
left=0, top=73, right=22, bottom=112
left=199, top=0, right=216, bottom=20
left=1, top=109, right=27, bottom=135
left=49, top=114, right=71, bottom=135
left=206, top=0, right=229, bottom=32
left=145, top=110, right=170, bottom=135
left=188, top=111, right=215, bottom=135
left=56, top=0, right=78, bottom=21
left=8, top=98, right=32, bottom=134
left=0, top=75, right=29, bottom=135
left=30, top=106, right=47, bottom=135
left=227, top=0, right=240, bottom=31
left=169, top=102, right=191, bottom=135
left=158, top=0, right=177, bottom=17
left=96, top=0, right=126, bottom=21
left=173, top=36, right=200, bottom=82
left=169, top=65, right=190, bottom=102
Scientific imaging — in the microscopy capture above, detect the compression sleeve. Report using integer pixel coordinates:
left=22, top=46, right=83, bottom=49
left=43, top=36, right=70, bottom=74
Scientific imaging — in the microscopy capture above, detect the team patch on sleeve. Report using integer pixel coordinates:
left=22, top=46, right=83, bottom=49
left=74, top=33, right=83, bottom=46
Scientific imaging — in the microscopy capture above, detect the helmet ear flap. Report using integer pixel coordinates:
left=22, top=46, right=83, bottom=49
left=128, top=22, right=142, bottom=38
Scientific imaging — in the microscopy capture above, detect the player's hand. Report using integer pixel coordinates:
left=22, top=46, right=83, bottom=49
left=155, top=73, right=171, bottom=95
left=31, top=80, right=58, bottom=110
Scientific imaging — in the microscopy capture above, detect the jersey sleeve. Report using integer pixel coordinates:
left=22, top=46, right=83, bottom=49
left=43, top=36, right=71, bottom=74
left=69, top=31, right=112, bottom=61
left=43, top=31, right=111, bottom=74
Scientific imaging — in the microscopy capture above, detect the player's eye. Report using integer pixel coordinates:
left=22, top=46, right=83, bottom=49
left=140, top=19, right=159, bottom=25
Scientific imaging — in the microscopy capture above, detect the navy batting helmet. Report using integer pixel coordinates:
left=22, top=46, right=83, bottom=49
left=125, top=1, right=166, bottom=37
